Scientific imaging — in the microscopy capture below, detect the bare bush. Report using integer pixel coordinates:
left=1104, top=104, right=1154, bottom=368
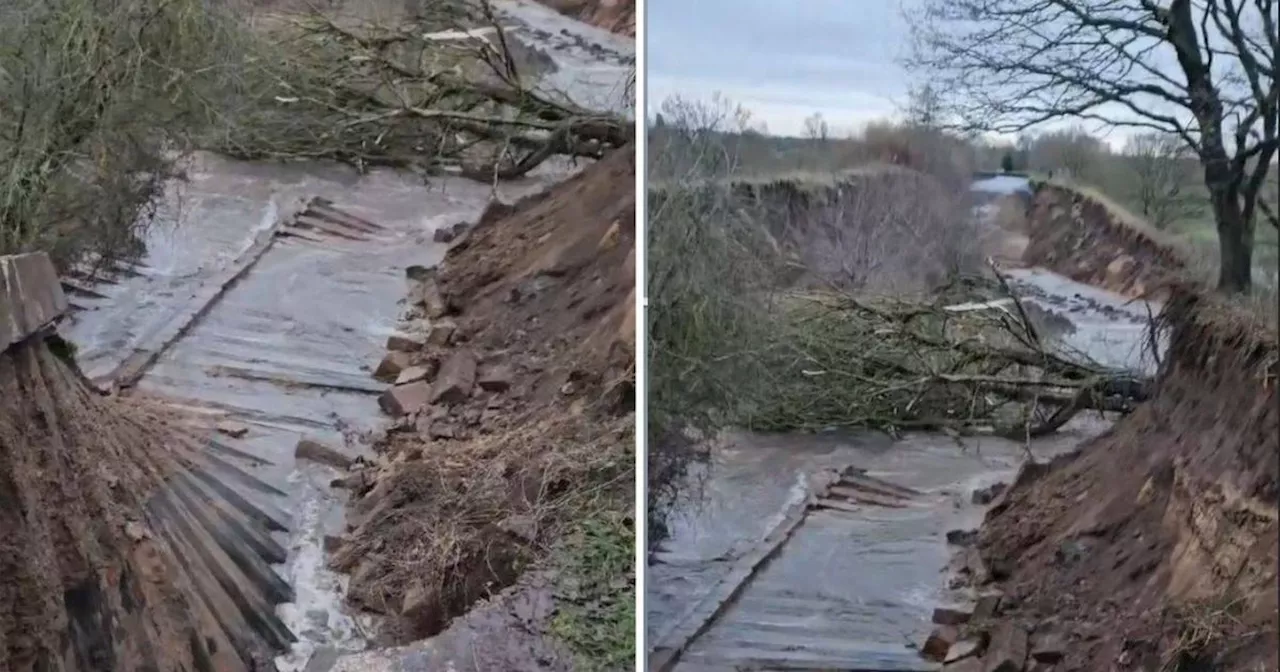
left=1123, top=132, right=1203, bottom=230
left=861, top=121, right=977, bottom=193
left=773, top=170, right=981, bottom=293
left=0, top=0, right=257, bottom=272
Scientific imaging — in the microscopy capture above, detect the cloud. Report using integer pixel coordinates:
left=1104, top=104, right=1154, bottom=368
left=646, top=0, right=915, bottom=136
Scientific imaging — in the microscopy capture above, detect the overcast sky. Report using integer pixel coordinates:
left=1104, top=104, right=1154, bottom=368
left=646, top=0, right=916, bottom=137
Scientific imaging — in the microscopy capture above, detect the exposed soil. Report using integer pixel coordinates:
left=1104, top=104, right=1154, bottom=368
left=0, top=337, right=282, bottom=671
left=947, top=182, right=1277, bottom=672
left=327, top=147, right=635, bottom=652
left=534, top=0, right=634, bottom=36
left=1020, top=182, right=1188, bottom=299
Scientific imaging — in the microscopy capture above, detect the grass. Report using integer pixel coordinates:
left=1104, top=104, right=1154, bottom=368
left=549, top=510, right=636, bottom=671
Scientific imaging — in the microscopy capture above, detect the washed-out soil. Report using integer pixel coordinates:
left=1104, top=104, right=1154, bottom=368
left=534, top=0, right=635, bottom=35
left=327, top=146, right=635, bottom=649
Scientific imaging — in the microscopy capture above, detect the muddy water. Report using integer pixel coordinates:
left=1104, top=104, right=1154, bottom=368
left=58, top=3, right=631, bottom=670
left=647, top=177, right=1163, bottom=670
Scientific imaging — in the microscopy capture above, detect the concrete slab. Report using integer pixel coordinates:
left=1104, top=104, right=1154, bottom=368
left=1, top=252, right=68, bottom=350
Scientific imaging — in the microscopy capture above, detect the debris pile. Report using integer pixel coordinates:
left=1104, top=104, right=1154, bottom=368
left=323, top=147, right=635, bottom=649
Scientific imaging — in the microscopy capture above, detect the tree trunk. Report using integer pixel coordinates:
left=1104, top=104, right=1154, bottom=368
left=1214, top=195, right=1253, bottom=294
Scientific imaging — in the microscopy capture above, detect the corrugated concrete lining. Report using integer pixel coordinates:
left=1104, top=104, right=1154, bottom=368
left=2, top=251, right=295, bottom=670
left=0, top=252, right=69, bottom=349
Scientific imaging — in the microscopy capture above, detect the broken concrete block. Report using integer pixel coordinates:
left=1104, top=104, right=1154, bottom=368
left=477, top=365, right=514, bottom=392
left=426, top=318, right=457, bottom=346
left=946, top=529, right=979, bottom=547
left=410, top=278, right=449, bottom=318
left=983, top=621, right=1029, bottom=672
left=432, top=221, right=468, bottom=243
left=430, top=350, right=476, bottom=405
left=372, top=351, right=412, bottom=382
left=395, top=365, right=434, bottom=385
left=946, top=638, right=983, bottom=663
left=427, top=421, right=457, bottom=439
left=386, top=332, right=426, bottom=353
left=216, top=421, right=250, bottom=438
left=974, top=591, right=1004, bottom=619
left=967, top=481, right=1008, bottom=501
left=295, top=438, right=353, bottom=470
left=379, top=381, right=432, bottom=416
left=1029, top=630, right=1065, bottom=664
left=933, top=606, right=973, bottom=626
left=922, top=625, right=959, bottom=662
left=1, top=252, right=69, bottom=350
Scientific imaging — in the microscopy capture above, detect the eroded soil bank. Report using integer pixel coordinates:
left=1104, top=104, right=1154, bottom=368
left=314, top=146, right=635, bottom=671
left=954, top=183, right=1278, bottom=672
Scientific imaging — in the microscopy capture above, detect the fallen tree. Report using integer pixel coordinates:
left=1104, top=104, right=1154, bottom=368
left=1, top=0, right=631, bottom=277
left=214, top=0, right=632, bottom=179
left=746, top=274, right=1152, bottom=438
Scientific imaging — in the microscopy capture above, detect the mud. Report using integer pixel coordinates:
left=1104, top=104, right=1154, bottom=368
left=318, top=146, right=634, bottom=666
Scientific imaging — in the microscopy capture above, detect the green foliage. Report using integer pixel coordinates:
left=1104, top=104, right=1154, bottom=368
left=550, top=512, right=635, bottom=672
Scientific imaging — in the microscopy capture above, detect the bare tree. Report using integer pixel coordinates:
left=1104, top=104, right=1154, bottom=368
left=803, top=112, right=831, bottom=141
left=1028, top=127, right=1108, bottom=179
left=908, top=0, right=1279, bottom=294
left=1124, top=132, right=1203, bottom=229
left=905, top=83, right=950, bottom=130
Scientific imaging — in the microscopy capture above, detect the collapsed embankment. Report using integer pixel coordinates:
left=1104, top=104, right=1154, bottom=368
left=535, top=0, right=634, bottom=35
left=322, top=147, right=635, bottom=666
left=953, top=183, right=1278, bottom=671
left=649, top=165, right=982, bottom=293
left=1, top=255, right=292, bottom=671
left=1018, top=181, right=1188, bottom=299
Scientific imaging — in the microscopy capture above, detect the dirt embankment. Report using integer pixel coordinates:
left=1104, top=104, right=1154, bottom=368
left=1018, top=182, right=1188, bottom=299
left=947, top=184, right=1278, bottom=671
left=649, top=165, right=982, bottom=293
left=0, top=336, right=293, bottom=672
left=535, top=0, right=634, bottom=36
left=325, top=148, right=634, bottom=661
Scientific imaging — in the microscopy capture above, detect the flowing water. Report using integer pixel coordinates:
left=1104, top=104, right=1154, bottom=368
left=59, top=3, right=632, bottom=669
left=646, top=176, right=1163, bottom=670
